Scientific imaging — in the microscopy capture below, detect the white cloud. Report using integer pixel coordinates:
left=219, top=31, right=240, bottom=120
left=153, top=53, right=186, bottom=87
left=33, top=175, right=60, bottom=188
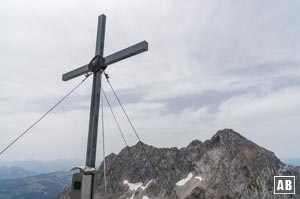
left=0, top=0, right=300, bottom=162
left=217, top=87, right=300, bottom=122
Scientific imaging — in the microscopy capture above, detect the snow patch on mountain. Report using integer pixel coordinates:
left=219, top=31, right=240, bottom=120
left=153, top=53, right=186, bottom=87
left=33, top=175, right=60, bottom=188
left=123, top=180, right=143, bottom=191
left=123, top=179, right=153, bottom=191
left=176, top=172, right=193, bottom=186
left=123, top=179, right=153, bottom=199
left=195, top=176, right=203, bottom=181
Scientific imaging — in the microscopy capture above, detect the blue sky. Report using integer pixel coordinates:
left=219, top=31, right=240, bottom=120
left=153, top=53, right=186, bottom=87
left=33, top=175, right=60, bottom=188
left=0, top=0, right=299, bottom=165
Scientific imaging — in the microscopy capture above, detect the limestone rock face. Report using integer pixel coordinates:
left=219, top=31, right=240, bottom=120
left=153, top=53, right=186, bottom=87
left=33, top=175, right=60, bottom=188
left=58, top=129, right=300, bottom=199
left=55, top=186, right=70, bottom=199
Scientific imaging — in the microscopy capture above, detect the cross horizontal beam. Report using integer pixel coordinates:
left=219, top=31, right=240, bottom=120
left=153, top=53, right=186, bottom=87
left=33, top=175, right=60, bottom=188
left=62, top=64, right=89, bottom=81
left=105, top=41, right=148, bottom=65
left=62, top=41, right=148, bottom=81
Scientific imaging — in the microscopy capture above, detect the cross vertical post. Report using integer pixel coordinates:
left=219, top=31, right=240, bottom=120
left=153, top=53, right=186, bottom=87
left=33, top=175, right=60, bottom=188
left=86, top=14, right=106, bottom=168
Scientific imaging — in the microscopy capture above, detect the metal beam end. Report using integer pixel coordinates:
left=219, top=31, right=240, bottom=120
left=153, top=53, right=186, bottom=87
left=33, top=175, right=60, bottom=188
left=62, top=75, right=68, bottom=81
left=143, top=40, right=149, bottom=51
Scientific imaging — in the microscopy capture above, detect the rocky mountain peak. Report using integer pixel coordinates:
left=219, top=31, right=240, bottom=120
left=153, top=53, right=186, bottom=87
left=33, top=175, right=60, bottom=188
left=186, top=139, right=202, bottom=148
left=57, top=129, right=300, bottom=199
left=213, top=128, right=245, bottom=140
left=209, top=128, right=250, bottom=146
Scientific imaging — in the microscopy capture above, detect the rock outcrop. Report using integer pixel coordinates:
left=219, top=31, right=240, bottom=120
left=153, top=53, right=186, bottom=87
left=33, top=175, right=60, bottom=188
left=54, top=186, right=71, bottom=199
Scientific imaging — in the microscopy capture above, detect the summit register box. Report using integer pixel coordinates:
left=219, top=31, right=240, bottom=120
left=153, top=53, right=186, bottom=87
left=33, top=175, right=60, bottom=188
left=70, top=167, right=95, bottom=199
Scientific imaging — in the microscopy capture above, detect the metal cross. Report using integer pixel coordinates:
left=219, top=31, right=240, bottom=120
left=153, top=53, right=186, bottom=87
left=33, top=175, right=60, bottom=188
left=62, top=14, right=148, bottom=168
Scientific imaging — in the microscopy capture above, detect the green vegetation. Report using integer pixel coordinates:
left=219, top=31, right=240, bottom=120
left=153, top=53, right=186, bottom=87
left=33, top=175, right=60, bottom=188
left=247, top=176, right=259, bottom=191
left=187, top=187, right=206, bottom=199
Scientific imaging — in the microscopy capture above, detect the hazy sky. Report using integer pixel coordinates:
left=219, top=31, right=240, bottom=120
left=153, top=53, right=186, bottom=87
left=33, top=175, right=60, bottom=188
left=0, top=0, right=299, bottom=166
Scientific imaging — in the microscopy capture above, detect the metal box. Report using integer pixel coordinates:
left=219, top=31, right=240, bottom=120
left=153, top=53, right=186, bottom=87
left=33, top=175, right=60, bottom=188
left=70, top=167, right=96, bottom=199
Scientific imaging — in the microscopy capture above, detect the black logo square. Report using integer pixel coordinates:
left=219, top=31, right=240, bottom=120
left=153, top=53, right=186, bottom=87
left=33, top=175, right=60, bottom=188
left=274, top=176, right=295, bottom=194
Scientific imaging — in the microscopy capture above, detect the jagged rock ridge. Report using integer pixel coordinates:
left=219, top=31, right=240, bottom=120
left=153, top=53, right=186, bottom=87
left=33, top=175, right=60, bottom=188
left=58, top=129, right=300, bottom=199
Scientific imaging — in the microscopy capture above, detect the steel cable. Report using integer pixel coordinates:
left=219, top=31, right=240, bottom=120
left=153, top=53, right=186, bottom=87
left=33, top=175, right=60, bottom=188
left=0, top=73, right=91, bottom=156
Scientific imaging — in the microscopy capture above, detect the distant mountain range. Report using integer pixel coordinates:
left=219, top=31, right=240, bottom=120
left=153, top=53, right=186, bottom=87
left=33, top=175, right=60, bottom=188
left=0, top=166, right=35, bottom=179
left=0, top=160, right=79, bottom=199
left=0, top=171, right=72, bottom=199
left=282, top=158, right=300, bottom=167
left=0, top=159, right=83, bottom=174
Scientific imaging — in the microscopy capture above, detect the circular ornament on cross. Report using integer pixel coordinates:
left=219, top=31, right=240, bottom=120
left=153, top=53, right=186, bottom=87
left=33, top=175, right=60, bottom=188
left=88, top=55, right=106, bottom=72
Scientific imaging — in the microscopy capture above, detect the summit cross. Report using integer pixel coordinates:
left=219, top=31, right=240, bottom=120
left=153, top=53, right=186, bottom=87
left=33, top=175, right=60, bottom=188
left=62, top=14, right=148, bottom=168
